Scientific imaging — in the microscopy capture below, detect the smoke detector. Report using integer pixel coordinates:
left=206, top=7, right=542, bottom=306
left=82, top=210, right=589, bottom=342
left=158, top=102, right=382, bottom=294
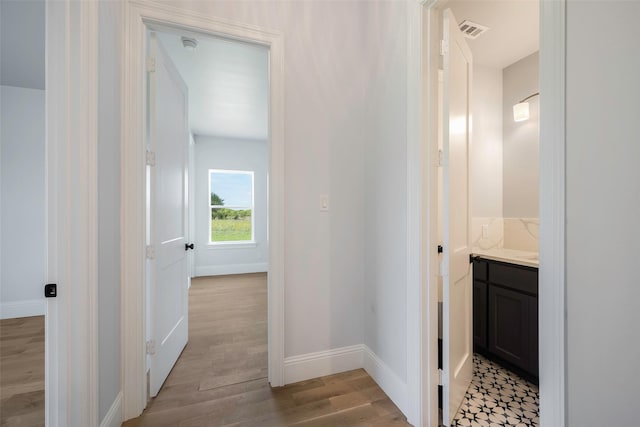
left=181, top=37, right=198, bottom=51
left=458, top=20, right=490, bottom=39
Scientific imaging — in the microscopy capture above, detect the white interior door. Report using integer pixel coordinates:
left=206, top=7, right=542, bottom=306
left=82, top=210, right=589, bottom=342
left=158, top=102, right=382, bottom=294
left=148, top=33, right=189, bottom=397
left=441, top=8, right=473, bottom=426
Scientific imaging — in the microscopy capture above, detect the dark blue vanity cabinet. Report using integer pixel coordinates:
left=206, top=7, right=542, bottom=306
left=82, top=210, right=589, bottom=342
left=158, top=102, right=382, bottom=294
left=472, top=257, right=539, bottom=379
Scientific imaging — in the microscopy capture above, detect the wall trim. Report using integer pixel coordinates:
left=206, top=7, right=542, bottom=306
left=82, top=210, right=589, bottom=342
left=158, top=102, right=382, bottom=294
left=99, top=392, right=123, bottom=427
left=283, top=344, right=409, bottom=417
left=121, top=1, right=285, bottom=420
left=194, top=263, right=268, bottom=277
left=406, top=1, right=430, bottom=426
left=45, top=1, right=100, bottom=425
left=538, top=0, right=567, bottom=425
left=363, top=345, right=409, bottom=417
left=0, top=300, right=45, bottom=320
left=283, top=345, right=364, bottom=385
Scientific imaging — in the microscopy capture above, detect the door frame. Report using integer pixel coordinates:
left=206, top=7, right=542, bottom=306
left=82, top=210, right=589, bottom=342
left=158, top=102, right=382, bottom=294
left=406, top=0, right=567, bottom=425
left=120, top=1, right=285, bottom=420
left=46, top=1, right=100, bottom=425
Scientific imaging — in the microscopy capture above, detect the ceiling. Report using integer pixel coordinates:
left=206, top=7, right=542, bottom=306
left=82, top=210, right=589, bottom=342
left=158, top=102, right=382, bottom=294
left=448, top=0, right=539, bottom=69
left=1, top=0, right=45, bottom=90
left=156, top=31, right=268, bottom=140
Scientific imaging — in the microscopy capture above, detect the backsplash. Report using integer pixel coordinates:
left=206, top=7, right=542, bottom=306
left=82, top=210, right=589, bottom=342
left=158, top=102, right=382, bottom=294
left=504, top=218, right=539, bottom=252
left=472, top=217, right=539, bottom=253
left=471, top=217, right=504, bottom=250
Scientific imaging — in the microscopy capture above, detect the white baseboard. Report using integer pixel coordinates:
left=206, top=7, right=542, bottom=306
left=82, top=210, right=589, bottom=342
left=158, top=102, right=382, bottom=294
left=283, top=344, right=364, bottom=385
left=99, top=391, right=122, bottom=427
left=362, top=345, right=408, bottom=416
left=0, top=299, right=45, bottom=319
left=280, top=344, right=409, bottom=418
left=194, top=262, right=268, bottom=277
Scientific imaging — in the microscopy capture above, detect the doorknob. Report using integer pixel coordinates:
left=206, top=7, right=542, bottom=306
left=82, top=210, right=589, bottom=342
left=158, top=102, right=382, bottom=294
left=185, top=243, right=194, bottom=251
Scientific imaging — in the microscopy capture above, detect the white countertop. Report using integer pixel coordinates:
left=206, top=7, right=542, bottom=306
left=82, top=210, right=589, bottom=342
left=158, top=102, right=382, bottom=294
left=472, top=248, right=539, bottom=268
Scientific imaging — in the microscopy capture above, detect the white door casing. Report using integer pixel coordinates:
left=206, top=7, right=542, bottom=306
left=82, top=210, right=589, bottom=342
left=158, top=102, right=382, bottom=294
left=441, top=8, right=473, bottom=426
left=122, top=2, right=285, bottom=418
left=147, top=33, right=190, bottom=397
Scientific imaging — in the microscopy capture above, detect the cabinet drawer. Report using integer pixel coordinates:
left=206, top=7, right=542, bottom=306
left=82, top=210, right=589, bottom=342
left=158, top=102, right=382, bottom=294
left=489, top=263, right=538, bottom=295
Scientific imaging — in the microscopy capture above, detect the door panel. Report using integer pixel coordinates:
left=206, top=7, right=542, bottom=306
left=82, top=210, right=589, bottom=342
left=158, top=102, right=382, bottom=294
left=442, top=8, right=473, bottom=426
left=148, top=33, right=189, bottom=397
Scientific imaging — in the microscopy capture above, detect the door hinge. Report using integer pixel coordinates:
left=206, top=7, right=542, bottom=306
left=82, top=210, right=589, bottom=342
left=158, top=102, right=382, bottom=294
left=440, top=40, right=449, bottom=56
left=438, top=368, right=444, bottom=386
left=146, top=150, right=156, bottom=166
left=146, top=245, right=155, bottom=260
left=146, top=57, right=156, bottom=73
left=438, top=149, right=444, bottom=167
left=146, top=340, right=156, bottom=355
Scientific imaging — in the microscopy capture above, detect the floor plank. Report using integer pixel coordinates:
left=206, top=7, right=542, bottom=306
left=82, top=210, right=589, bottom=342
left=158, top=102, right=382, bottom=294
left=124, top=273, right=409, bottom=426
left=0, top=316, right=45, bottom=427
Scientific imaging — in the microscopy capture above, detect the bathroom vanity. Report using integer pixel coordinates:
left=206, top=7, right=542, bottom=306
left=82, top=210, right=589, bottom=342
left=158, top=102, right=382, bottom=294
left=472, top=253, right=539, bottom=379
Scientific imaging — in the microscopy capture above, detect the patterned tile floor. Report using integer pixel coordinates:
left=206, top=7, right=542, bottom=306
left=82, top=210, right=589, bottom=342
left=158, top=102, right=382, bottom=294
left=452, top=354, right=539, bottom=427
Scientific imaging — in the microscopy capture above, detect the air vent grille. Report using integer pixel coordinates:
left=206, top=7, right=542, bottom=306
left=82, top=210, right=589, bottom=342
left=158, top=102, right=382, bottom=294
left=459, top=20, right=490, bottom=39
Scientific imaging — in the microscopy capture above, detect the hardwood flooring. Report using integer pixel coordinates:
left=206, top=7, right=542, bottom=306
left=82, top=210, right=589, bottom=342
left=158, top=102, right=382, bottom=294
left=0, top=316, right=45, bottom=427
left=124, top=273, right=409, bottom=427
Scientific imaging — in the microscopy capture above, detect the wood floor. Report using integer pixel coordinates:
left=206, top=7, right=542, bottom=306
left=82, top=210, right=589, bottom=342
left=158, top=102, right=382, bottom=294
left=124, top=273, right=409, bottom=427
left=0, top=316, right=45, bottom=427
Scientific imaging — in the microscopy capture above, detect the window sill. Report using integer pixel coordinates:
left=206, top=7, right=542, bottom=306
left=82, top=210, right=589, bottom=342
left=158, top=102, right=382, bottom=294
left=206, top=242, right=257, bottom=250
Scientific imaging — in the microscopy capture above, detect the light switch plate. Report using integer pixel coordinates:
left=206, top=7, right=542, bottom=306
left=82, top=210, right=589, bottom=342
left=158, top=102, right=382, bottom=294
left=320, top=194, right=329, bottom=211
left=482, top=224, right=489, bottom=238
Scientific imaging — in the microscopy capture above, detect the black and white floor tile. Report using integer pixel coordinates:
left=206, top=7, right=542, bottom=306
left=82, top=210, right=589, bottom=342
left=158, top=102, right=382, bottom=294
left=452, top=354, right=539, bottom=427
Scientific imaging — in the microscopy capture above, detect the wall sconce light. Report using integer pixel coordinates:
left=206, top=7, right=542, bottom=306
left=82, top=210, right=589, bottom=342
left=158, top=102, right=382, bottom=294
left=513, top=92, right=540, bottom=122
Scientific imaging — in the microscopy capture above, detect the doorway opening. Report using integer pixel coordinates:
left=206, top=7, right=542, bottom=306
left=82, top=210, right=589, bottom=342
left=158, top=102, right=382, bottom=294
left=120, top=4, right=285, bottom=420
left=140, top=26, right=270, bottom=407
left=433, top=1, right=541, bottom=426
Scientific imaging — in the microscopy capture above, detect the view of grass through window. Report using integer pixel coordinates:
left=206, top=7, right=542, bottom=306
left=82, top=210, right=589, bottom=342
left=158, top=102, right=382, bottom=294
left=209, top=170, right=254, bottom=242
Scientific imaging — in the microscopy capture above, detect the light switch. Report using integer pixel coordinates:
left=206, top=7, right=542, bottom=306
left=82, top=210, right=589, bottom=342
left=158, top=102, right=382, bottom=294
left=320, top=194, right=329, bottom=211
left=482, top=224, right=489, bottom=238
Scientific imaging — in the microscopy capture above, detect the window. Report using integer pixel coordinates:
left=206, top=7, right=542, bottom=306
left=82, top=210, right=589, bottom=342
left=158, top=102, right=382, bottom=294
left=208, top=169, right=254, bottom=244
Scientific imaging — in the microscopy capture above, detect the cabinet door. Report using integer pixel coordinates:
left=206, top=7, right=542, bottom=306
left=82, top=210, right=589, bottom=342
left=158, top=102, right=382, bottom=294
left=473, top=281, right=487, bottom=350
left=488, top=286, right=531, bottom=371
left=529, top=296, right=539, bottom=376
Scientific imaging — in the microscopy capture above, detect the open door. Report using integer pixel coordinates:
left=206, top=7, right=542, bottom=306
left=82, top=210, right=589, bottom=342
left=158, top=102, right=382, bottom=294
left=148, top=33, right=190, bottom=397
left=441, top=8, right=473, bottom=426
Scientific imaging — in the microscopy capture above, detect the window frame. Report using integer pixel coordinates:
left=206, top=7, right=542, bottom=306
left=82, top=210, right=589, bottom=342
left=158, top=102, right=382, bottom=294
left=208, top=168, right=255, bottom=245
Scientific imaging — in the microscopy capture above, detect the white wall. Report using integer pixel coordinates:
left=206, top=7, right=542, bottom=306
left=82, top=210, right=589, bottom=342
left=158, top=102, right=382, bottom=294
left=193, top=136, right=268, bottom=276
left=471, top=65, right=503, bottom=219
left=0, top=85, right=46, bottom=319
left=565, top=2, right=640, bottom=425
left=147, top=0, right=370, bottom=361
left=97, top=0, right=122, bottom=422
left=503, top=52, right=539, bottom=219
left=363, top=0, right=409, bottom=383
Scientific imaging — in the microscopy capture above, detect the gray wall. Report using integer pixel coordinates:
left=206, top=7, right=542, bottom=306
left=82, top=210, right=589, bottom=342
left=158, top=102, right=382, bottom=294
left=193, top=136, right=268, bottom=276
left=97, top=0, right=122, bottom=421
left=566, top=2, right=640, bottom=425
left=0, top=0, right=46, bottom=319
left=0, top=86, right=46, bottom=318
left=0, top=0, right=45, bottom=90
left=503, top=52, right=539, bottom=218
left=363, top=0, right=408, bottom=382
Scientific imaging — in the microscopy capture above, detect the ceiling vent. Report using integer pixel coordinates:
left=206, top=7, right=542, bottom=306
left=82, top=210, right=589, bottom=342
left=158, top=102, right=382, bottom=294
left=458, top=20, right=490, bottom=39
